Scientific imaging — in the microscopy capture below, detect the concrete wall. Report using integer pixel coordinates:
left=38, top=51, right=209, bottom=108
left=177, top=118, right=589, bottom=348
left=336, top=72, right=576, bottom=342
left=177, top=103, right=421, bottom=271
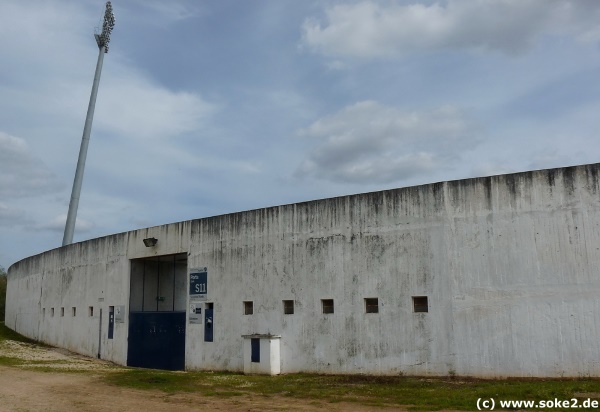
left=6, top=164, right=600, bottom=377
left=6, top=222, right=191, bottom=365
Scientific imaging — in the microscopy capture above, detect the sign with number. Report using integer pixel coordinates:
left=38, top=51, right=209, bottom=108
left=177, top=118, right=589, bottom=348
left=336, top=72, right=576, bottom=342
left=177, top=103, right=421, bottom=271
left=190, top=268, right=207, bottom=301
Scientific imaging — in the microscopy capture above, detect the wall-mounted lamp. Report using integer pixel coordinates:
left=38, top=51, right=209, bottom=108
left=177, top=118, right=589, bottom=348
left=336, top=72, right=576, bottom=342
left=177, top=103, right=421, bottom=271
left=143, top=237, right=158, bottom=247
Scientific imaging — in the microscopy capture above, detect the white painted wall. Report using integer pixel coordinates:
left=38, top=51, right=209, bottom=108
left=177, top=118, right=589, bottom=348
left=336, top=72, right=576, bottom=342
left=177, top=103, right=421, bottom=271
left=6, top=164, right=600, bottom=377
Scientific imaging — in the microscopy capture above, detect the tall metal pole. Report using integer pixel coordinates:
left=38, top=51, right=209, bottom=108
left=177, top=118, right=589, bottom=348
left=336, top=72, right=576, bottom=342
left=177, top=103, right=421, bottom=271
left=62, top=46, right=105, bottom=246
left=63, top=2, right=115, bottom=246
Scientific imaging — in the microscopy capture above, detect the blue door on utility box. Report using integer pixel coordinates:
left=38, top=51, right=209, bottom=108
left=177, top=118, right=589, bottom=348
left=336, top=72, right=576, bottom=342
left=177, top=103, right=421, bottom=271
left=251, top=338, right=260, bottom=362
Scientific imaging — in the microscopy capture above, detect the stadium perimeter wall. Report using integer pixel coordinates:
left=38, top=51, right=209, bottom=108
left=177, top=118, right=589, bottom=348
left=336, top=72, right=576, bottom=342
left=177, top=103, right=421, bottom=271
left=6, top=163, right=600, bottom=377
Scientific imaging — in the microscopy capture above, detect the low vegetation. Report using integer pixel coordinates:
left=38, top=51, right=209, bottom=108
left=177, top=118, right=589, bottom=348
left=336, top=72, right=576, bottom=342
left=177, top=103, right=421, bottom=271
left=2, top=308, right=600, bottom=410
left=0, top=322, right=41, bottom=367
left=100, top=369, right=600, bottom=410
left=0, top=322, right=37, bottom=344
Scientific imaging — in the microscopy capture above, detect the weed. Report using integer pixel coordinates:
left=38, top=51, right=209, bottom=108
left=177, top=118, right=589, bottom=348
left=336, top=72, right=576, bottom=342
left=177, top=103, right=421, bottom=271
left=3, top=329, right=600, bottom=411
left=102, top=369, right=600, bottom=411
left=0, top=356, right=25, bottom=367
left=0, top=322, right=38, bottom=344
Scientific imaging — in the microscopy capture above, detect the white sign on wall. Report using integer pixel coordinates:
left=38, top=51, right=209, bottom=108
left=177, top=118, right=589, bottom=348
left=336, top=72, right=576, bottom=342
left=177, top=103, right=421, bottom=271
left=189, top=303, right=202, bottom=324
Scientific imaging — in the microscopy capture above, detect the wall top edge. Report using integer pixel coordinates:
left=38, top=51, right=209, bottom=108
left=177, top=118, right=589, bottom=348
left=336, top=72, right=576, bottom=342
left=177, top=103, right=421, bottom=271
left=9, top=161, right=600, bottom=273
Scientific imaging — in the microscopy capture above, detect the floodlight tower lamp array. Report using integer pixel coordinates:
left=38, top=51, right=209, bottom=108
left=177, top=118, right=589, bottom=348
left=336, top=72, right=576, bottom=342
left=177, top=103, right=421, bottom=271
left=95, top=1, right=115, bottom=52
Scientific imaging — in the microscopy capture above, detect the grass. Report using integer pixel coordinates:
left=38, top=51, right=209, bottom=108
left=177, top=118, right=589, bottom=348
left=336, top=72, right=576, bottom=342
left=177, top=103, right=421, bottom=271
left=0, top=322, right=40, bottom=367
left=102, top=369, right=600, bottom=410
left=0, top=355, right=26, bottom=367
left=3, top=322, right=600, bottom=410
left=0, top=321, right=38, bottom=344
left=0, top=321, right=80, bottom=373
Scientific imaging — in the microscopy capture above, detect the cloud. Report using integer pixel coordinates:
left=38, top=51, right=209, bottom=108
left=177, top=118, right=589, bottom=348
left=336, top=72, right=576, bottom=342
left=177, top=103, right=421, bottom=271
left=0, top=203, right=30, bottom=227
left=95, top=68, right=216, bottom=141
left=125, top=0, right=204, bottom=24
left=302, top=0, right=600, bottom=58
left=0, top=1, right=217, bottom=138
left=33, top=214, right=94, bottom=234
left=296, top=101, right=479, bottom=184
left=0, top=132, right=63, bottom=198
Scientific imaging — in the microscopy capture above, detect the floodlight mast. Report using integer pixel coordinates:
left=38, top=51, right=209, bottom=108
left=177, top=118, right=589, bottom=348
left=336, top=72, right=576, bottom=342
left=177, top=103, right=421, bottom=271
left=62, top=1, right=115, bottom=246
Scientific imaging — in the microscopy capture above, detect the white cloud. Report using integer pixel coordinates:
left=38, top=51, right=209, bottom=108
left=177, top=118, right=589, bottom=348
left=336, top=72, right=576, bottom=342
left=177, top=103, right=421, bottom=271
left=296, top=101, right=480, bottom=184
left=0, top=203, right=30, bottom=227
left=125, top=0, right=204, bottom=24
left=34, top=214, right=94, bottom=234
left=0, top=1, right=217, bottom=137
left=302, top=0, right=600, bottom=58
left=95, top=67, right=216, bottom=141
left=0, top=132, right=63, bottom=198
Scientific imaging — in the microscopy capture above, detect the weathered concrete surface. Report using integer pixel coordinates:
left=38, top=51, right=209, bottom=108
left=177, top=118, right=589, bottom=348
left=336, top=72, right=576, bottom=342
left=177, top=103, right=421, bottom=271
left=6, top=163, right=600, bottom=377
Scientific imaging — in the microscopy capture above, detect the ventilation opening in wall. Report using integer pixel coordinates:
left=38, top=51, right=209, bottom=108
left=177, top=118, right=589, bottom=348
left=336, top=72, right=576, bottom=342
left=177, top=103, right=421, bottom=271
left=89, top=306, right=94, bottom=317
left=72, top=307, right=76, bottom=317
left=60, top=307, right=65, bottom=317
left=413, top=296, right=428, bottom=313
left=283, top=300, right=294, bottom=315
left=244, top=301, right=253, bottom=315
left=128, top=253, right=187, bottom=371
left=322, top=299, right=334, bottom=314
left=365, top=298, right=379, bottom=313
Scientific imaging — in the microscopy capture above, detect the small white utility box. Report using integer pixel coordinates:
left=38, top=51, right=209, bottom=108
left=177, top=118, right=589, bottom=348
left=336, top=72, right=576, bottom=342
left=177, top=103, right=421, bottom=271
left=241, top=334, right=281, bottom=375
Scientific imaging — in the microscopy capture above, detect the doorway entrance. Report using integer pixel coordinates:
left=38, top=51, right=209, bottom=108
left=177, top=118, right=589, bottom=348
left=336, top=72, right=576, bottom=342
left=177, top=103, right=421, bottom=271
left=127, top=253, right=187, bottom=370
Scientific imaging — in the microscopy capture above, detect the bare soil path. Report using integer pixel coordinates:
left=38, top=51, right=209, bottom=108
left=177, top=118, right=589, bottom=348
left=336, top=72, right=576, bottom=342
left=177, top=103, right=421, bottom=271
left=0, top=341, right=409, bottom=412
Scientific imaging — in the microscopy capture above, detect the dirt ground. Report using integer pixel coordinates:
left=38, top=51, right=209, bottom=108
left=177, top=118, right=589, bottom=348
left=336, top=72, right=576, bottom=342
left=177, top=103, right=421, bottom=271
left=0, top=340, right=410, bottom=412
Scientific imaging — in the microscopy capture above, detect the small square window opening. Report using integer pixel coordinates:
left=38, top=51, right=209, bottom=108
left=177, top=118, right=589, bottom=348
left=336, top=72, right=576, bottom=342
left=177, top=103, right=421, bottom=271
left=244, top=301, right=253, bottom=315
left=283, top=300, right=294, bottom=315
left=322, top=299, right=334, bottom=314
left=413, top=296, right=428, bottom=313
left=365, top=298, right=379, bottom=313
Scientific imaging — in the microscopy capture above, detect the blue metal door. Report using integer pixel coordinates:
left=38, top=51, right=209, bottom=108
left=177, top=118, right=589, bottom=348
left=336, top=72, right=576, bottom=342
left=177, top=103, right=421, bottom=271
left=204, top=308, right=213, bottom=342
left=127, top=312, right=186, bottom=370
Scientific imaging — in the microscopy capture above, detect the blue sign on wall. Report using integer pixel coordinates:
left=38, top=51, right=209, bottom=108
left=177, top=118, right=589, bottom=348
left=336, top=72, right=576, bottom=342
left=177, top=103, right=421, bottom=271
left=190, top=268, right=207, bottom=300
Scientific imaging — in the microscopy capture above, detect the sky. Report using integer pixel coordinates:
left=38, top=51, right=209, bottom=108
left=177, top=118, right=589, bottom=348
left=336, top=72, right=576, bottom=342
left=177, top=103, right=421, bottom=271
left=1, top=0, right=600, bottom=269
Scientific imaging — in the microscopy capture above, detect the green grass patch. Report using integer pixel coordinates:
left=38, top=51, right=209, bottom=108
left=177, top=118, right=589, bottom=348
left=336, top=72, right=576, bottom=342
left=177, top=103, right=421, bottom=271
left=0, top=355, right=26, bottom=367
left=102, top=369, right=600, bottom=410
left=2, top=322, right=600, bottom=411
left=0, top=322, right=38, bottom=344
left=0, top=356, right=71, bottom=371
